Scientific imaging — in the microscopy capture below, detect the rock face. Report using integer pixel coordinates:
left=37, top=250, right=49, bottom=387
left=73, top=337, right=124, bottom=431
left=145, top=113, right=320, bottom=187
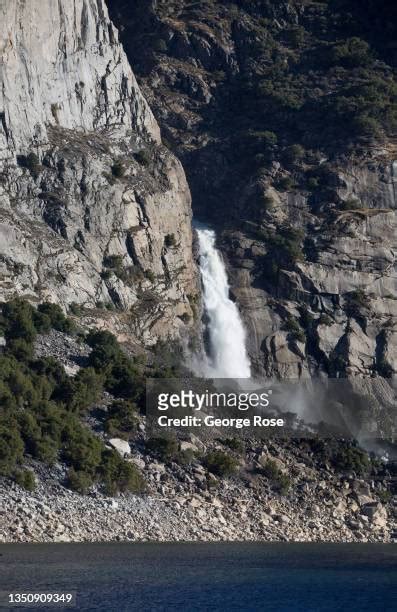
left=0, top=0, right=160, bottom=156
left=0, top=0, right=199, bottom=345
left=108, top=0, right=397, bottom=376
left=229, top=155, right=397, bottom=380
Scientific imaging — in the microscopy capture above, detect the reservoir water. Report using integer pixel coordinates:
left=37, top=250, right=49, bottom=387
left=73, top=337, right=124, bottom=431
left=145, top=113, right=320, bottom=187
left=0, top=542, right=396, bottom=611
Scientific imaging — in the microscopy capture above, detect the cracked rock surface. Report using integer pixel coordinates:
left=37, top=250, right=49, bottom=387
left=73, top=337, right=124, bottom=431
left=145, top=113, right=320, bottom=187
left=0, top=0, right=199, bottom=345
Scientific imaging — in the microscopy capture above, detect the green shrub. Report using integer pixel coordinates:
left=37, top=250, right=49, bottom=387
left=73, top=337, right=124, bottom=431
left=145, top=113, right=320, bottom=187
left=339, top=197, right=362, bottom=211
left=67, top=468, right=94, bottom=494
left=87, top=330, right=122, bottom=370
left=58, top=367, right=103, bottom=413
left=164, top=233, right=177, bottom=248
left=332, top=446, right=370, bottom=475
left=6, top=338, right=34, bottom=361
left=345, top=289, right=370, bottom=317
left=63, top=430, right=102, bottom=475
left=103, top=255, right=123, bottom=270
left=153, top=38, right=168, bottom=52
left=17, top=152, right=40, bottom=178
left=34, top=437, right=58, bottom=465
left=32, top=357, right=67, bottom=388
left=33, top=311, right=52, bottom=334
left=307, top=177, right=320, bottom=191
left=261, top=459, right=280, bottom=480
left=111, top=161, right=126, bottom=178
left=146, top=436, right=178, bottom=461
left=248, top=130, right=278, bottom=150
left=15, top=469, right=36, bottom=491
left=353, top=114, right=381, bottom=138
left=283, top=316, right=306, bottom=343
left=144, top=269, right=155, bottom=282
left=318, top=313, right=333, bottom=326
left=223, top=437, right=244, bottom=453
left=175, top=448, right=195, bottom=465
left=2, top=299, right=37, bottom=343
left=262, top=459, right=291, bottom=494
left=378, top=489, right=392, bottom=503
left=261, top=224, right=304, bottom=283
left=274, top=176, right=295, bottom=191
left=69, top=302, right=83, bottom=316
left=18, top=412, right=41, bottom=454
left=100, top=449, right=145, bottom=494
left=329, top=37, right=372, bottom=69
left=104, top=400, right=138, bottom=436
left=36, top=302, right=74, bottom=333
left=0, top=425, right=24, bottom=476
left=134, top=149, right=151, bottom=166
left=283, top=144, right=305, bottom=166
left=114, top=460, right=145, bottom=493
left=107, top=358, right=143, bottom=399
left=0, top=381, right=15, bottom=410
left=86, top=329, right=143, bottom=401
left=274, top=473, right=291, bottom=495
left=203, top=450, right=238, bottom=477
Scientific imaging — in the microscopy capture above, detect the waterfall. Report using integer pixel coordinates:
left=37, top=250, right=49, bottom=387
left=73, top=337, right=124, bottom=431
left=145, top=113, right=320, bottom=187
left=193, top=224, right=251, bottom=379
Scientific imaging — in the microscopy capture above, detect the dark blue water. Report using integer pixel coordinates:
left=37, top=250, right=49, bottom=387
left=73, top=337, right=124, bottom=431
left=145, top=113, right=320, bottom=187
left=0, top=543, right=396, bottom=611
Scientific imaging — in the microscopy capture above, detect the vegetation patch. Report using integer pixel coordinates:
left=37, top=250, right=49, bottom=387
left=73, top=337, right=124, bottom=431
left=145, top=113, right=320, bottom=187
left=0, top=299, right=145, bottom=495
left=261, top=459, right=291, bottom=495
left=203, top=450, right=238, bottom=478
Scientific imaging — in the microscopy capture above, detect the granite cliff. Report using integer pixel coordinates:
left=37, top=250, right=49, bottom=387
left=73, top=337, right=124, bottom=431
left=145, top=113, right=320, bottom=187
left=0, top=0, right=199, bottom=347
left=108, top=0, right=397, bottom=384
left=0, top=0, right=396, bottom=543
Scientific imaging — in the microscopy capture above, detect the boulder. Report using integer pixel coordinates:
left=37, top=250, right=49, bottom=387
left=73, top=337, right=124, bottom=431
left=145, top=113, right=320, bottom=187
left=361, top=502, right=388, bottom=528
left=275, top=514, right=291, bottom=525
left=180, top=441, right=198, bottom=452
left=257, top=453, right=286, bottom=472
left=108, top=438, right=131, bottom=457
left=127, top=456, right=145, bottom=470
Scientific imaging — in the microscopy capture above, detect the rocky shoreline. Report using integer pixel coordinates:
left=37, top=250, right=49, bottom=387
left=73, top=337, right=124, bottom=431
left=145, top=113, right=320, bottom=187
left=1, top=452, right=395, bottom=544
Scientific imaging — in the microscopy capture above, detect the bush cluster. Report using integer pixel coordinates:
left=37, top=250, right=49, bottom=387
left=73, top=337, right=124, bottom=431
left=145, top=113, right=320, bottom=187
left=134, top=149, right=151, bottom=166
left=199, top=0, right=397, bottom=225
left=203, top=450, right=238, bottom=478
left=86, top=330, right=145, bottom=401
left=282, top=316, right=306, bottom=343
left=261, top=459, right=291, bottom=494
left=104, top=400, right=138, bottom=437
left=111, top=161, right=126, bottom=178
left=0, top=299, right=145, bottom=495
left=16, top=152, right=40, bottom=178
left=257, top=225, right=304, bottom=283
left=344, top=289, right=371, bottom=318
left=332, top=446, right=370, bottom=475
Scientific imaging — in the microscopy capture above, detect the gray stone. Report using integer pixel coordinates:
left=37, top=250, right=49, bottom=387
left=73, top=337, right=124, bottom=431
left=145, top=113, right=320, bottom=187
left=0, top=0, right=199, bottom=347
left=361, top=503, right=388, bottom=527
left=109, top=438, right=131, bottom=457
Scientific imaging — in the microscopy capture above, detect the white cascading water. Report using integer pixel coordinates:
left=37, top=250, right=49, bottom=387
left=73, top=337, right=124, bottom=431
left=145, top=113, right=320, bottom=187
left=193, top=224, right=251, bottom=378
